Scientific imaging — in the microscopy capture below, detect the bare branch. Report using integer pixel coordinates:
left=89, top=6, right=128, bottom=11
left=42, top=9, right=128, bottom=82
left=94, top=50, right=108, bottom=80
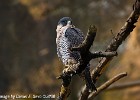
left=107, top=80, right=140, bottom=91
left=89, top=51, right=117, bottom=59
left=92, top=0, right=140, bottom=83
left=71, top=25, right=97, bottom=53
left=88, top=72, right=127, bottom=100
left=79, top=0, right=140, bottom=99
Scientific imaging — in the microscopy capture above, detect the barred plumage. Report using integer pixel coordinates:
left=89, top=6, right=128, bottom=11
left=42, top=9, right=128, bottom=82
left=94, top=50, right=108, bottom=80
left=56, top=17, right=98, bottom=92
left=56, top=17, right=84, bottom=72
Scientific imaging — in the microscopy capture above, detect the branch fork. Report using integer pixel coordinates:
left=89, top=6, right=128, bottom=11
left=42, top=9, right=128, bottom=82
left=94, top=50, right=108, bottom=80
left=57, top=25, right=117, bottom=100
left=57, top=1, right=140, bottom=100
left=79, top=0, right=140, bottom=100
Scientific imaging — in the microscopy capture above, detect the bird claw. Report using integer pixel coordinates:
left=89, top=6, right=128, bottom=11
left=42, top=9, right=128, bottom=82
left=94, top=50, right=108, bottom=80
left=63, top=67, right=76, bottom=75
left=61, top=66, right=77, bottom=79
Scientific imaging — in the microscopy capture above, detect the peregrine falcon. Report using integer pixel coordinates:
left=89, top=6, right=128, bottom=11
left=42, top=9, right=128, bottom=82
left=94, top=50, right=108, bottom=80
left=56, top=17, right=84, bottom=74
left=56, top=17, right=102, bottom=93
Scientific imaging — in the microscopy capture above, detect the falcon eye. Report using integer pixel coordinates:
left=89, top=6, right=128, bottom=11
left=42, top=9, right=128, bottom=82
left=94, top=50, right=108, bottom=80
left=61, top=21, right=67, bottom=26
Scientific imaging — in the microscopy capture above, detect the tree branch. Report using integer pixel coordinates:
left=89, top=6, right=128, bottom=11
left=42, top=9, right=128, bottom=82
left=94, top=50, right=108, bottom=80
left=79, top=0, right=140, bottom=100
left=107, top=80, right=140, bottom=91
left=88, top=72, right=127, bottom=100
left=89, top=51, right=117, bottom=59
left=71, top=25, right=97, bottom=54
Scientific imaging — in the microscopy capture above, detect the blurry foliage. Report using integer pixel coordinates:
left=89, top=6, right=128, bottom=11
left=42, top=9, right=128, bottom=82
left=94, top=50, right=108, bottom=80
left=0, top=0, right=140, bottom=100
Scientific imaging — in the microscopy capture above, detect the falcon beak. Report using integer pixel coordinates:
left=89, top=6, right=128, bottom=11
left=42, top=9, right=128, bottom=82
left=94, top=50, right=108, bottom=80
left=67, top=21, right=72, bottom=25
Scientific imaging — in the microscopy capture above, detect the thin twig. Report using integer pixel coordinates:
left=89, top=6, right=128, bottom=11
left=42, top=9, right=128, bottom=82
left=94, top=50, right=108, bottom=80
left=88, top=72, right=127, bottom=100
left=107, top=80, right=140, bottom=91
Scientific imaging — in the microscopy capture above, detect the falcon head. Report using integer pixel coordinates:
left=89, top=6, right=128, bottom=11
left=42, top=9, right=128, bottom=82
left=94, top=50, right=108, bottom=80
left=56, top=17, right=73, bottom=34
left=58, top=17, right=72, bottom=26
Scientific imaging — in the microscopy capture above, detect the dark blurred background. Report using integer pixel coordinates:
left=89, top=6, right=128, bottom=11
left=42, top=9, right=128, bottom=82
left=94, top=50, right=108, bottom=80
left=0, top=0, right=140, bottom=100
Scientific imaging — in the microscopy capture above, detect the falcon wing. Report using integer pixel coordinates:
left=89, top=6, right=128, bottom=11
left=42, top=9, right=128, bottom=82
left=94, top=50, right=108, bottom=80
left=65, top=27, right=84, bottom=47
